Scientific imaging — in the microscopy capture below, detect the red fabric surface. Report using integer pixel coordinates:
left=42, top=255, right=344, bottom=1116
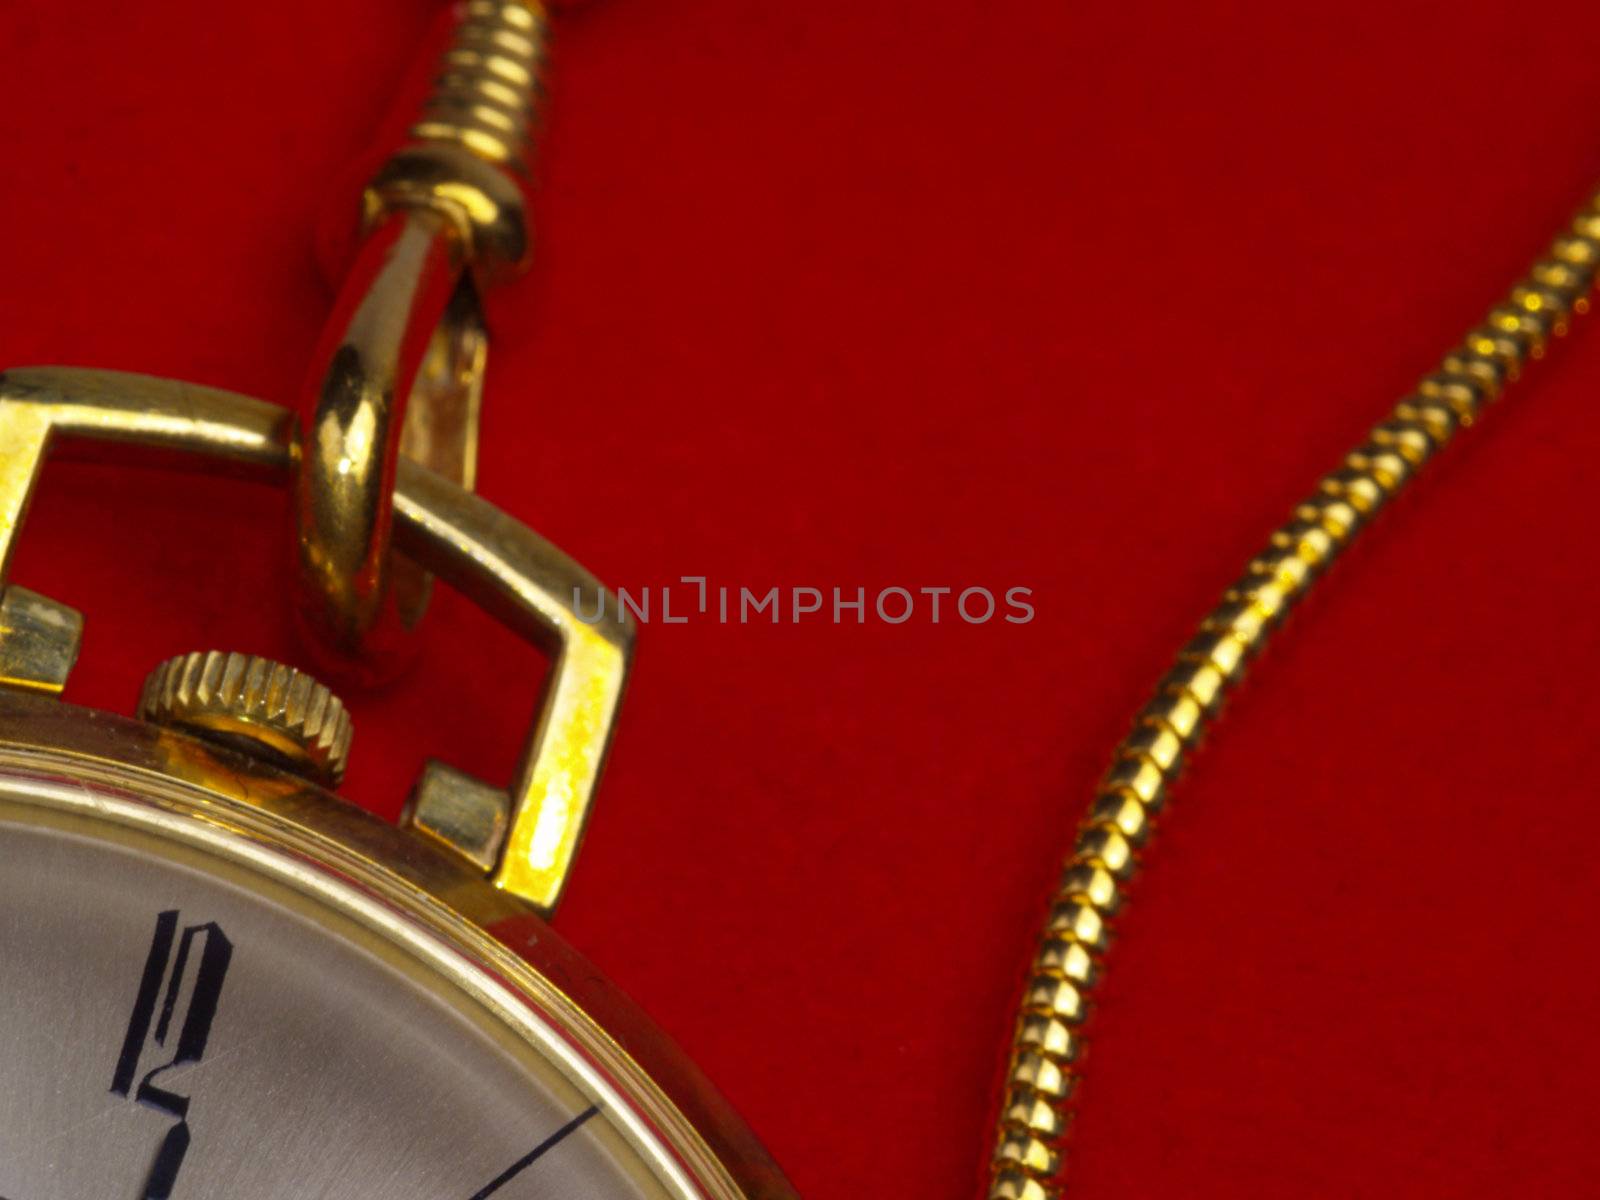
left=5, top=2, right=1600, bottom=1196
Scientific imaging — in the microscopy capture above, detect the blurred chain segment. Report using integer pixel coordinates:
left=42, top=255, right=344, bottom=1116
left=364, top=0, right=546, bottom=275
left=987, top=191, right=1600, bottom=1200
left=414, top=0, right=546, bottom=167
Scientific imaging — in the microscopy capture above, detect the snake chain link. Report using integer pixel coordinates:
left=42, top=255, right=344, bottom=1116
left=987, top=188, right=1600, bottom=1200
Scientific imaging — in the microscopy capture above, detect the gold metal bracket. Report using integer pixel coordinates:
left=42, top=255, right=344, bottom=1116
left=0, top=366, right=631, bottom=914
left=0, top=586, right=82, bottom=695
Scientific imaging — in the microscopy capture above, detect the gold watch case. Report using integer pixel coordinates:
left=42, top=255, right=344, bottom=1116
left=0, top=364, right=795, bottom=1198
left=0, top=688, right=793, bottom=1200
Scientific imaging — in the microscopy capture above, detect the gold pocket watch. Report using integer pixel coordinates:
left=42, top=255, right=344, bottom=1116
left=0, top=4, right=793, bottom=1198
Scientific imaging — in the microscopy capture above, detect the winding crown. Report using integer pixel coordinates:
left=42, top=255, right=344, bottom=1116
left=138, top=651, right=354, bottom=785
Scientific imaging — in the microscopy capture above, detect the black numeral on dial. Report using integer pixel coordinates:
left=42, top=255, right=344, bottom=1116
left=111, top=910, right=233, bottom=1200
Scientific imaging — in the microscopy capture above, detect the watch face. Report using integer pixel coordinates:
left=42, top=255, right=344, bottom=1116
left=0, top=764, right=721, bottom=1200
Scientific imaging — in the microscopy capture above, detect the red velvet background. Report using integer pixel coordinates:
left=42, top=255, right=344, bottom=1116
left=5, top=2, right=1600, bottom=1196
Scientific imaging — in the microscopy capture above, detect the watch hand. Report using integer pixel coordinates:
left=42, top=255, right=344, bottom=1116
left=467, top=1105, right=600, bottom=1199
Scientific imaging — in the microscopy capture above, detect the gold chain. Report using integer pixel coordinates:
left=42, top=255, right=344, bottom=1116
left=987, top=189, right=1600, bottom=1200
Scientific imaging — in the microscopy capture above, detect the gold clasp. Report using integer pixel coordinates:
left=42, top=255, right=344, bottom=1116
left=294, top=1, right=546, bottom=682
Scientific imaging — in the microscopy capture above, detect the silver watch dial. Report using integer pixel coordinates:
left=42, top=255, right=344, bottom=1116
left=0, top=767, right=709, bottom=1200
